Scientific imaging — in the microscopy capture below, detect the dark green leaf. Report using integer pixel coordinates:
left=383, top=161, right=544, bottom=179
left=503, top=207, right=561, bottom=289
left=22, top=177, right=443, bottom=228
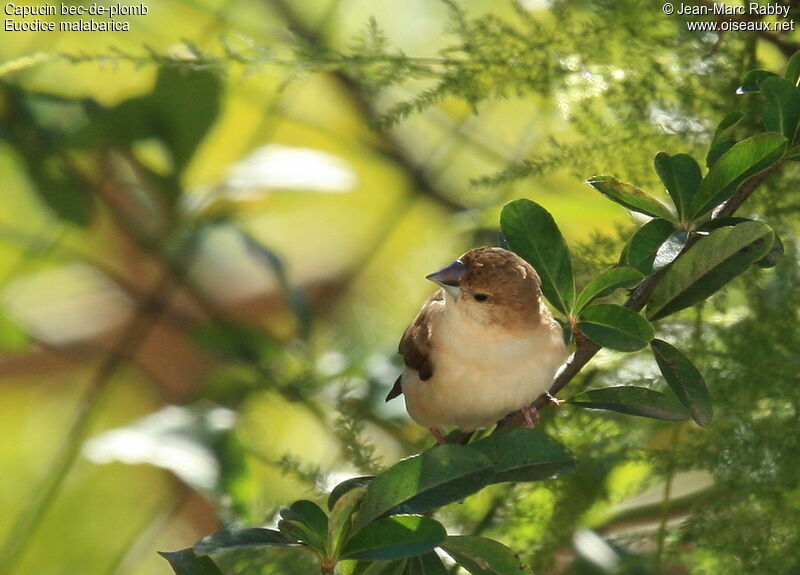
left=650, top=339, right=712, bottom=426
left=341, top=515, right=446, bottom=561
left=470, top=428, right=577, bottom=483
left=690, top=133, right=787, bottom=220
left=500, top=199, right=575, bottom=314
left=654, top=153, right=702, bottom=221
left=756, top=232, right=784, bottom=268
left=329, top=476, right=374, bottom=510
left=575, top=266, right=644, bottom=312
left=279, top=500, right=329, bottom=552
left=353, top=444, right=494, bottom=532
left=647, top=221, right=774, bottom=320
left=577, top=304, right=654, bottom=352
left=760, top=77, right=800, bottom=143
left=785, top=51, right=800, bottom=85
left=706, top=140, right=736, bottom=168
left=407, top=551, right=449, bottom=575
left=737, top=69, right=777, bottom=94
left=586, top=176, right=675, bottom=221
left=653, top=230, right=689, bottom=270
left=353, top=559, right=409, bottom=575
left=442, top=536, right=531, bottom=575
left=570, top=387, right=690, bottom=421
left=329, top=487, right=367, bottom=559
left=710, top=112, right=743, bottom=150
left=159, top=548, right=224, bottom=575
left=194, top=528, right=297, bottom=556
left=623, top=218, right=675, bottom=275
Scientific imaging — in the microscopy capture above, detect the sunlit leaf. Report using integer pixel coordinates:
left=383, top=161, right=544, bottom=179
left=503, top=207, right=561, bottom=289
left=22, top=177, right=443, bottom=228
left=441, top=536, right=531, bottom=575
left=651, top=339, right=712, bottom=426
left=500, top=198, right=575, bottom=314
left=690, top=133, right=787, bottom=220
left=577, top=304, right=654, bottom=351
left=279, top=500, right=329, bottom=552
left=647, top=221, right=774, bottom=320
left=652, top=230, right=689, bottom=270
left=329, top=487, right=367, bottom=558
left=586, top=176, right=675, bottom=221
left=341, top=515, right=446, bottom=561
left=353, top=444, right=494, bottom=532
left=470, top=428, right=577, bottom=483
left=570, top=387, right=690, bottom=421
left=574, top=266, right=644, bottom=313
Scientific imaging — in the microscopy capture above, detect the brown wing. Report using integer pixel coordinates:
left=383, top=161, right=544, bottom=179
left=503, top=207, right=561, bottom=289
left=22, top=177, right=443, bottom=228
left=385, top=290, right=443, bottom=402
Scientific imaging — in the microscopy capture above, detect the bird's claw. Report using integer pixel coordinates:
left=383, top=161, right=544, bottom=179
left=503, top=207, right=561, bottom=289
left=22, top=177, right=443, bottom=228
left=521, top=404, right=541, bottom=427
left=543, top=393, right=562, bottom=407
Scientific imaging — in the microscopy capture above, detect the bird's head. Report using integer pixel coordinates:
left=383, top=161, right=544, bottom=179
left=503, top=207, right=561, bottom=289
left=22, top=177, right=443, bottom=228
left=426, top=246, right=543, bottom=325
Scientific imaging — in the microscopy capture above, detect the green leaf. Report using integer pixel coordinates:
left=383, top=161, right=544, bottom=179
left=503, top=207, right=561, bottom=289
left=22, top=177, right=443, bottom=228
left=710, top=112, right=743, bottom=150
left=586, top=176, right=675, bottom=221
left=279, top=500, right=329, bottom=552
left=0, top=311, right=29, bottom=353
left=623, top=218, right=675, bottom=275
left=650, top=339, right=712, bottom=426
left=785, top=51, right=800, bottom=86
left=470, top=428, right=577, bottom=483
left=353, top=444, right=494, bottom=532
left=647, top=221, right=774, bottom=320
left=570, top=387, right=691, bottom=421
left=194, top=528, right=298, bottom=556
left=341, top=515, right=446, bottom=561
left=500, top=199, right=575, bottom=314
left=760, top=77, right=800, bottom=143
left=441, top=536, right=531, bottom=575
left=329, top=476, right=374, bottom=510
left=706, top=140, right=736, bottom=168
left=574, top=266, right=644, bottom=313
left=353, top=559, right=409, bottom=575
left=329, top=487, right=368, bottom=559
left=737, top=69, right=777, bottom=94
left=159, top=549, right=224, bottom=575
left=756, top=232, right=784, bottom=268
left=654, top=153, right=702, bottom=221
left=689, top=133, right=787, bottom=220
left=577, top=304, right=655, bottom=352
left=407, top=551, right=449, bottom=575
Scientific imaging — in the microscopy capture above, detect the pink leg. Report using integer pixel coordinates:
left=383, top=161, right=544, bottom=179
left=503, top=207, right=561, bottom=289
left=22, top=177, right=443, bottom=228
left=521, top=405, right=540, bottom=427
left=429, top=427, right=448, bottom=445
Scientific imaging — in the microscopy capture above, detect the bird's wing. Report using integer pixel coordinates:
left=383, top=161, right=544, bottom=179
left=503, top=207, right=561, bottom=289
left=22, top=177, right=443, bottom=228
left=385, top=290, right=443, bottom=402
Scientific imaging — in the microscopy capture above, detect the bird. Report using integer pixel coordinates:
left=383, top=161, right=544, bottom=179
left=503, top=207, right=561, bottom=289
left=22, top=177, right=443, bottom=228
left=386, top=246, right=567, bottom=443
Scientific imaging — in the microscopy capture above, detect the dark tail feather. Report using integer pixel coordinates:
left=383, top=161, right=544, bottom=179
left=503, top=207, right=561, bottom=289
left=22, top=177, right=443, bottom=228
left=385, top=375, right=403, bottom=402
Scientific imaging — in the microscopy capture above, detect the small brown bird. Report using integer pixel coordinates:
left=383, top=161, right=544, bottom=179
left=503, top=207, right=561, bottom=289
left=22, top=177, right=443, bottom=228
left=386, top=246, right=566, bottom=443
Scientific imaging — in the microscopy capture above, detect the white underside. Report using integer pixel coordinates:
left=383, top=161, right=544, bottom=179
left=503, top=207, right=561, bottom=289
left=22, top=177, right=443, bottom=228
left=402, top=301, right=565, bottom=431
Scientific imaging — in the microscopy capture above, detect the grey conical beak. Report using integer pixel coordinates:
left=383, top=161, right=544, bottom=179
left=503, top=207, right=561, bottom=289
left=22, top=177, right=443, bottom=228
left=426, top=259, right=466, bottom=297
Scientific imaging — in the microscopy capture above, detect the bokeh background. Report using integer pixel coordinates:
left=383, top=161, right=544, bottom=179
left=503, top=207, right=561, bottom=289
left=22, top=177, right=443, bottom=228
left=1, top=1, right=799, bottom=574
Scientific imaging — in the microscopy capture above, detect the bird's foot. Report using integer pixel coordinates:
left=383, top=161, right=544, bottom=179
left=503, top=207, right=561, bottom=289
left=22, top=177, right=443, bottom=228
left=429, top=427, right=448, bottom=445
left=521, top=404, right=541, bottom=428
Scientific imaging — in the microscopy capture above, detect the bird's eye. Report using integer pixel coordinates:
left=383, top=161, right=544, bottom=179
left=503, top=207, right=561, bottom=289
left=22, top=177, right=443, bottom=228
left=473, top=293, right=490, bottom=302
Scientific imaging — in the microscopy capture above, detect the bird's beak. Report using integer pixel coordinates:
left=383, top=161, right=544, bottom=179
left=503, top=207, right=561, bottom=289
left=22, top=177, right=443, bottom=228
left=426, top=259, right=466, bottom=298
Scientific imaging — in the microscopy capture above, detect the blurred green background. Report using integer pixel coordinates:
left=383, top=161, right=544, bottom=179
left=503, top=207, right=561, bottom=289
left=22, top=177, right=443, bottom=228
left=1, top=1, right=799, bottom=574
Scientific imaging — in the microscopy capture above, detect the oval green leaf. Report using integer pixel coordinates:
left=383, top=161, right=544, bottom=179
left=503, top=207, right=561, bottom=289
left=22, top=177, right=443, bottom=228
left=577, top=304, right=654, bottom=352
left=761, top=76, right=800, bottom=143
left=329, top=487, right=367, bottom=559
left=690, top=133, right=787, bottom=220
left=470, top=428, right=577, bottom=483
left=785, top=50, right=800, bottom=85
left=586, top=176, right=675, bottom=221
left=654, top=152, right=702, bottom=222
left=353, top=444, right=494, bottom=532
left=159, top=549, right=225, bottom=575
left=194, top=528, right=298, bottom=556
left=500, top=198, right=575, bottom=314
left=569, top=386, right=690, bottom=421
left=737, top=69, right=777, bottom=94
left=623, top=218, right=675, bottom=275
left=441, top=536, right=531, bottom=575
left=575, top=266, right=644, bottom=313
left=407, top=551, right=449, bottom=575
left=341, top=515, right=446, bottom=561
left=647, top=221, right=774, bottom=320
left=280, top=500, right=329, bottom=535
left=329, top=476, right=374, bottom=510
left=651, top=339, right=712, bottom=426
